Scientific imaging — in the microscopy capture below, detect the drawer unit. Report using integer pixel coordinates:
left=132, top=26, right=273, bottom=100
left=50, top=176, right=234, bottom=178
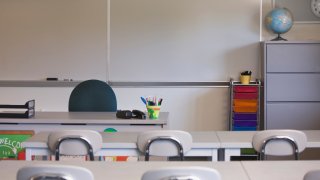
left=266, top=74, right=320, bottom=101
left=262, top=41, right=320, bottom=130
left=229, top=80, right=261, bottom=131
left=266, top=43, right=320, bottom=72
left=266, top=103, right=320, bottom=130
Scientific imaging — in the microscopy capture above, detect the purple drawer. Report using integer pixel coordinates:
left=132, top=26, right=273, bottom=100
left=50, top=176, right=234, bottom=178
left=233, top=113, right=257, bottom=120
left=234, top=120, right=257, bottom=127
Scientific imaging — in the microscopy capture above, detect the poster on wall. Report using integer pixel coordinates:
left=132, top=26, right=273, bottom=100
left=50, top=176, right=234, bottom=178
left=0, top=130, right=34, bottom=160
left=274, top=0, right=320, bottom=23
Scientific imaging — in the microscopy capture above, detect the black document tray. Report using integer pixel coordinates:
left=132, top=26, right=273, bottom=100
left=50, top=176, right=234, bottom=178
left=0, top=100, right=35, bottom=118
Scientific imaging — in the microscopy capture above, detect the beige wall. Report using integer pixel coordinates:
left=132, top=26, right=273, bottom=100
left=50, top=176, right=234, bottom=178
left=0, top=0, right=319, bottom=131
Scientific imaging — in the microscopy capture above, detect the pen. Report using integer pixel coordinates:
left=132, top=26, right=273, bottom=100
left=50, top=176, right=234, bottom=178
left=140, top=97, right=147, bottom=105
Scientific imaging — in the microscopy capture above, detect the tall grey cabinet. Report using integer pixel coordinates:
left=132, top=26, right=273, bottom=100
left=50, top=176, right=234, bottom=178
left=262, top=41, right=320, bottom=130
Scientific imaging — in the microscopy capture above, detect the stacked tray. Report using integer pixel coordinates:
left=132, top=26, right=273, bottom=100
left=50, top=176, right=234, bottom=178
left=232, top=86, right=259, bottom=131
left=0, top=100, right=35, bottom=118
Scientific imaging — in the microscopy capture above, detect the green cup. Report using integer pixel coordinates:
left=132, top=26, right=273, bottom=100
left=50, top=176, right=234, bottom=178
left=146, top=106, right=161, bottom=119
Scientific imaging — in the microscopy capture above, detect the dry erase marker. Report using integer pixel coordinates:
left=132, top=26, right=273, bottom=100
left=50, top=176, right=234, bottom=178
left=140, top=97, right=147, bottom=105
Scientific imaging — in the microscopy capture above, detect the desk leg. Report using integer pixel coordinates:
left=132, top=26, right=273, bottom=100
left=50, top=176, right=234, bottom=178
left=218, top=148, right=225, bottom=161
left=224, top=149, right=241, bottom=161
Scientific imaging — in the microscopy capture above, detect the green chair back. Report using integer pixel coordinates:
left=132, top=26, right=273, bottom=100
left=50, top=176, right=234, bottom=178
left=69, top=79, right=117, bottom=112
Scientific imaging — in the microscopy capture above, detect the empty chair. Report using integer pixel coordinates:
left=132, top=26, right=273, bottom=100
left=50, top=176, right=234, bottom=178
left=69, top=79, right=117, bottom=112
left=17, top=164, right=94, bottom=180
left=47, top=130, right=103, bottom=161
left=141, top=166, right=221, bottom=180
left=252, top=129, right=307, bottom=160
left=137, top=130, right=193, bottom=161
left=304, top=169, right=320, bottom=180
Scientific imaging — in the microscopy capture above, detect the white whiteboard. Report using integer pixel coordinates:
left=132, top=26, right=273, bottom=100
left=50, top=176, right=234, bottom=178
left=109, top=0, right=261, bottom=82
left=0, top=0, right=261, bottom=82
left=0, top=0, right=108, bottom=81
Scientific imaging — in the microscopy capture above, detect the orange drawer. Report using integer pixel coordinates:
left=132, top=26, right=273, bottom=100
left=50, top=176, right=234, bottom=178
left=233, top=106, right=257, bottom=113
left=233, top=99, right=257, bottom=107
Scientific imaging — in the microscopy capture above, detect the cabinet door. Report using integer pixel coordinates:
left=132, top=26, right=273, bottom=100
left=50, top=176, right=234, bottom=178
left=266, top=103, right=320, bottom=130
left=266, top=74, right=320, bottom=101
left=266, top=43, right=320, bottom=72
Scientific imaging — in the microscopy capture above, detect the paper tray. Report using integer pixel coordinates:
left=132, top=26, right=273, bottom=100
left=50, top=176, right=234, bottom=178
left=0, top=109, right=34, bottom=118
left=0, top=100, right=35, bottom=118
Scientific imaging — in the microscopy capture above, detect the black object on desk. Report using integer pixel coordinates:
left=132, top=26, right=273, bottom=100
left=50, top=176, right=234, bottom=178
left=116, top=110, right=146, bottom=119
left=0, top=100, right=35, bottom=118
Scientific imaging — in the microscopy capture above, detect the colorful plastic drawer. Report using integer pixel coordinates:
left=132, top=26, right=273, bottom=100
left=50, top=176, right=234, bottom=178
left=233, top=92, right=258, bottom=99
left=233, top=113, right=257, bottom=120
left=233, top=99, right=257, bottom=107
left=233, top=86, right=258, bottom=93
left=233, top=120, right=257, bottom=127
left=233, top=106, right=257, bottom=113
left=232, top=126, right=257, bottom=131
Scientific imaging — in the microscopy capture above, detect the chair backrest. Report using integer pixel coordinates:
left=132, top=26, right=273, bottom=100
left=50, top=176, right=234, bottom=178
left=137, top=130, right=193, bottom=161
left=17, top=164, right=94, bottom=180
left=304, top=169, right=320, bottom=180
left=68, top=79, right=117, bottom=112
left=252, top=129, right=307, bottom=160
left=141, top=166, right=221, bottom=180
left=47, top=130, right=102, bottom=161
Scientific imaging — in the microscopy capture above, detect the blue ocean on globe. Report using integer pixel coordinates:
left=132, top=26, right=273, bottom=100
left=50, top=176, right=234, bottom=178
left=265, top=8, right=293, bottom=34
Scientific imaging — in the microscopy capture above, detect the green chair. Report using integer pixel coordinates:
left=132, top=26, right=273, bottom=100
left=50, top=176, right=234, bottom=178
left=69, top=79, right=117, bottom=112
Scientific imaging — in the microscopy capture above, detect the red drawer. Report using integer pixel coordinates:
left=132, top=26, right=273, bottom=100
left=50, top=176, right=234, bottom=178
left=233, top=92, right=258, bottom=99
left=233, top=86, right=258, bottom=93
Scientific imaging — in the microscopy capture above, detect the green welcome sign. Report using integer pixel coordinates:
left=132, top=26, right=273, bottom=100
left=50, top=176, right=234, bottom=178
left=0, top=131, right=34, bottom=159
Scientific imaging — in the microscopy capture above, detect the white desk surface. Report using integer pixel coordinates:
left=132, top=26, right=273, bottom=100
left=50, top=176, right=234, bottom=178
left=0, top=111, right=168, bottom=125
left=216, top=130, right=320, bottom=148
left=0, top=161, right=248, bottom=180
left=303, top=130, right=320, bottom=147
left=2, top=160, right=320, bottom=180
left=216, top=131, right=256, bottom=148
left=242, top=160, right=320, bottom=180
left=22, top=131, right=220, bottom=149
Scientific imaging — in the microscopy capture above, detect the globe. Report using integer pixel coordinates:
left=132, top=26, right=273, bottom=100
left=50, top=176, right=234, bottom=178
left=265, top=8, right=293, bottom=41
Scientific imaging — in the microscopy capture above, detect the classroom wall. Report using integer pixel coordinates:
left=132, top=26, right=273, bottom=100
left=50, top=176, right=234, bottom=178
left=0, top=0, right=320, bottom=131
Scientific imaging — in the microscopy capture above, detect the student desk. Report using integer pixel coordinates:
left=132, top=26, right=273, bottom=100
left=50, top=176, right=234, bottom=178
left=22, top=131, right=220, bottom=161
left=242, top=160, right=320, bottom=180
left=0, top=111, right=169, bottom=132
left=217, top=130, right=320, bottom=161
left=1, top=160, right=320, bottom=180
left=0, top=161, right=248, bottom=180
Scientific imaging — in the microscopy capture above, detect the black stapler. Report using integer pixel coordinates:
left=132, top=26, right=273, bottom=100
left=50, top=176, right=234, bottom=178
left=116, top=110, right=132, bottom=119
left=132, top=110, right=146, bottom=119
left=116, top=110, right=146, bottom=119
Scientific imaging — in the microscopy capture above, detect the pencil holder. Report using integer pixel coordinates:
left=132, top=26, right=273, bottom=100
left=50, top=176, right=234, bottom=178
left=146, top=106, right=161, bottom=119
left=240, top=75, right=251, bottom=85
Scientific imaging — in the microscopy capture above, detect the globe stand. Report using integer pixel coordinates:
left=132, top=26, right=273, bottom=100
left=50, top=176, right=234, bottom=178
left=271, top=34, right=287, bottom=41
